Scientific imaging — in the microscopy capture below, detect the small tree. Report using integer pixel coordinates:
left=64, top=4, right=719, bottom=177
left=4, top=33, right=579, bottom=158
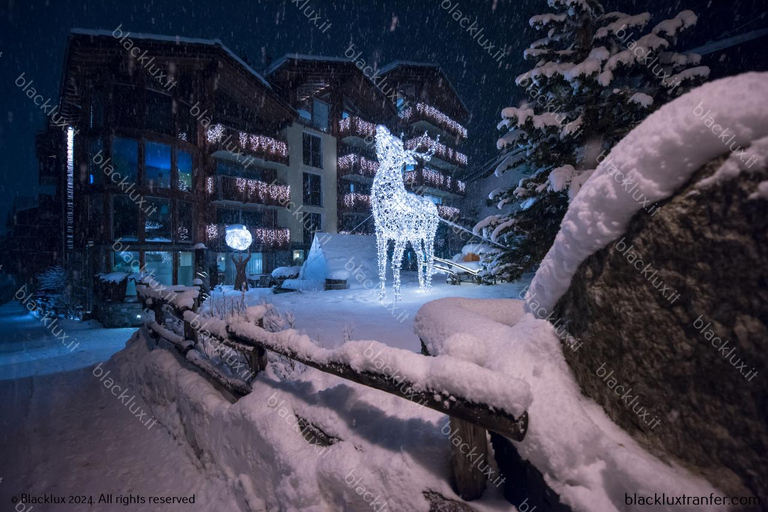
left=477, top=0, right=709, bottom=282
left=36, top=266, right=77, bottom=315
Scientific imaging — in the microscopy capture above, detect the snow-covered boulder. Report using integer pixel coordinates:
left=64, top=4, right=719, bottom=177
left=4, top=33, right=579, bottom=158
left=529, top=73, right=768, bottom=503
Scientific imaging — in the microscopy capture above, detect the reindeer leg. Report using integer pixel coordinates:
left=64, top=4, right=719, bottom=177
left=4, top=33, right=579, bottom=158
left=424, top=230, right=436, bottom=293
left=377, top=236, right=388, bottom=301
left=391, top=239, right=406, bottom=302
left=413, top=238, right=426, bottom=292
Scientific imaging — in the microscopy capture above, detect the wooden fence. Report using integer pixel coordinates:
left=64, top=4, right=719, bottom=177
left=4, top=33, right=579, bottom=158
left=136, top=283, right=529, bottom=502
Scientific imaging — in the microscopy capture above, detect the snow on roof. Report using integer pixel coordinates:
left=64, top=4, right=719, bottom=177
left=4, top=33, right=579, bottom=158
left=378, top=60, right=440, bottom=75
left=526, top=72, right=768, bottom=313
left=69, top=28, right=272, bottom=89
left=265, top=53, right=354, bottom=75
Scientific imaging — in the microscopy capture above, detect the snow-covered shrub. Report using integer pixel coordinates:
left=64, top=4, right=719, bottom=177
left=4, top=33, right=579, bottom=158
left=35, top=265, right=81, bottom=318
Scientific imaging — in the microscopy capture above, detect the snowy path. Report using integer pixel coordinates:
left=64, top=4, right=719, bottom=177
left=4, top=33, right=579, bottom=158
left=0, top=302, right=134, bottom=380
left=0, top=355, right=243, bottom=511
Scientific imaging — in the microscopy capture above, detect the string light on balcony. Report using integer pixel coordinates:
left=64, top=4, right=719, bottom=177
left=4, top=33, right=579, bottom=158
left=206, top=177, right=215, bottom=194
left=339, top=116, right=376, bottom=138
left=338, top=154, right=379, bottom=176
left=206, top=224, right=218, bottom=240
left=399, top=103, right=468, bottom=139
left=343, top=193, right=371, bottom=208
left=437, top=205, right=460, bottom=219
left=253, top=228, right=290, bottom=247
left=206, top=124, right=225, bottom=143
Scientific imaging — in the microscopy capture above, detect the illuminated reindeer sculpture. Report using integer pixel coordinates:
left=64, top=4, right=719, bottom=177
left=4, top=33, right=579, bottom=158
left=372, top=125, right=439, bottom=301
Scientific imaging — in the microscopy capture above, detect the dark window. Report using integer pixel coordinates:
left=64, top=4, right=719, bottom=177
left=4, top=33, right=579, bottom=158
left=177, top=201, right=194, bottom=242
left=303, top=212, right=321, bottom=245
left=144, top=141, right=172, bottom=189
left=145, top=197, right=172, bottom=242
left=302, top=133, right=323, bottom=169
left=303, top=172, right=322, bottom=207
left=113, top=195, right=139, bottom=241
left=145, top=90, right=174, bottom=135
left=90, top=89, right=105, bottom=129
left=178, top=101, right=196, bottom=143
left=114, top=85, right=140, bottom=129
left=89, top=138, right=104, bottom=185
left=215, top=160, right=265, bottom=180
left=214, top=209, right=264, bottom=227
left=112, top=137, right=139, bottom=184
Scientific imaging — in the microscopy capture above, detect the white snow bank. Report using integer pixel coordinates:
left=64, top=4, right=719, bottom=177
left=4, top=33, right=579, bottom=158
left=414, top=298, right=724, bottom=512
left=271, top=266, right=301, bottom=278
left=526, top=72, right=768, bottom=313
left=97, top=271, right=128, bottom=282
left=137, top=276, right=200, bottom=310
left=293, top=233, right=378, bottom=290
left=115, top=328, right=514, bottom=511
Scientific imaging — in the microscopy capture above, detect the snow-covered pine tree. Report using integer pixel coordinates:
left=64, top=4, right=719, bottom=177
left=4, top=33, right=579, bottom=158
left=476, top=0, right=709, bottom=283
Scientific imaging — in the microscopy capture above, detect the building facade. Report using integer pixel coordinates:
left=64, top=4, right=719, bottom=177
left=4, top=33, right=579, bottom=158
left=33, top=30, right=470, bottom=321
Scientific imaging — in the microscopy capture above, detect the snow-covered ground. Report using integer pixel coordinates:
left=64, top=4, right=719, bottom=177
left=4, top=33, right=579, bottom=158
left=0, top=302, right=134, bottom=380
left=0, top=346, right=243, bottom=511
left=210, top=271, right=532, bottom=352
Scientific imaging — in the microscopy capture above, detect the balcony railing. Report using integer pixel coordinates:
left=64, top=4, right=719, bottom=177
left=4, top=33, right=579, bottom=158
left=205, top=224, right=291, bottom=250
left=340, top=193, right=371, bottom=213
left=206, top=175, right=290, bottom=206
left=399, top=103, right=468, bottom=141
left=338, top=116, right=377, bottom=140
left=206, top=124, right=289, bottom=166
left=403, top=168, right=466, bottom=196
left=405, top=135, right=467, bottom=168
left=337, top=154, right=379, bottom=179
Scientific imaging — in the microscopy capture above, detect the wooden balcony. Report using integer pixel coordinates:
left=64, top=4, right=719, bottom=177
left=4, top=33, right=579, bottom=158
left=399, top=103, right=468, bottom=142
left=206, top=124, right=289, bottom=167
left=403, top=168, right=466, bottom=197
left=405, top=135, right=467, bottom=170
left=339, top=193, right=372, bottom=214
left=338, top=116, right=377, bottom=146
left=205, top=224, right=290, bottom=251
left=337, top=154, right=379, bottom=182
left=207, top=175, right=290, bottom=207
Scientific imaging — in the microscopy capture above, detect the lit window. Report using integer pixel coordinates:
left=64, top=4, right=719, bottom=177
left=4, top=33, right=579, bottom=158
left=145, top=141, right=171, bottom=189
left=177, top=150, right=193, bottom=191
left=112, top=137, right=139, bottom=183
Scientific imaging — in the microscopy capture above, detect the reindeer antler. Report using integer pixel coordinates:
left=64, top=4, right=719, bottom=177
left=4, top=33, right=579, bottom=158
left=407, top=131, right=440, bottom=162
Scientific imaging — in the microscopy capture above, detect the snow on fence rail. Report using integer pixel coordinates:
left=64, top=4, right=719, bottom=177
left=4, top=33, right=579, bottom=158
left=136, top=281, right=530, bottom=501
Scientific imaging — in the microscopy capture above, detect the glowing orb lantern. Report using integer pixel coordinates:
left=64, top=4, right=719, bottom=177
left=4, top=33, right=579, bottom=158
left=225, top=224, right=252, bottom=251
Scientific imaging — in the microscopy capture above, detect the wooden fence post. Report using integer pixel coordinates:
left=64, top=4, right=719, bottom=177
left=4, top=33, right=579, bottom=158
left=422, top=340, right=489, bottom=500
left=449, top=417, right=489, bottom=500
left=247, top=317, right=268, bottom=378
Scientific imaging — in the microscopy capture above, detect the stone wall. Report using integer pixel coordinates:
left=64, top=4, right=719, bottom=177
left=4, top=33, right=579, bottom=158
left=554, top=153, right=767, bottom=505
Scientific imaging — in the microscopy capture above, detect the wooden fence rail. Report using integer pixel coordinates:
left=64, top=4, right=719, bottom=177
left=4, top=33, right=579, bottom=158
left=136, top=283, right=529, bottom=502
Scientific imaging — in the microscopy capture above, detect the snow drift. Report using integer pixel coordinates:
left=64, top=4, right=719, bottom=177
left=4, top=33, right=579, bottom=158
left=284, top=233, right=378, bottom=291
left=526, top=72, right=768, bottom=313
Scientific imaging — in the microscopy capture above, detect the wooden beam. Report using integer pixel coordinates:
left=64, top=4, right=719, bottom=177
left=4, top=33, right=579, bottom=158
left=227, top=327, right=528, bottom=441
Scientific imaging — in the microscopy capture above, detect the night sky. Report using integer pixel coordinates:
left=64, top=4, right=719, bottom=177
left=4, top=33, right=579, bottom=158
left=0, top=0, right=765, bottom=233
